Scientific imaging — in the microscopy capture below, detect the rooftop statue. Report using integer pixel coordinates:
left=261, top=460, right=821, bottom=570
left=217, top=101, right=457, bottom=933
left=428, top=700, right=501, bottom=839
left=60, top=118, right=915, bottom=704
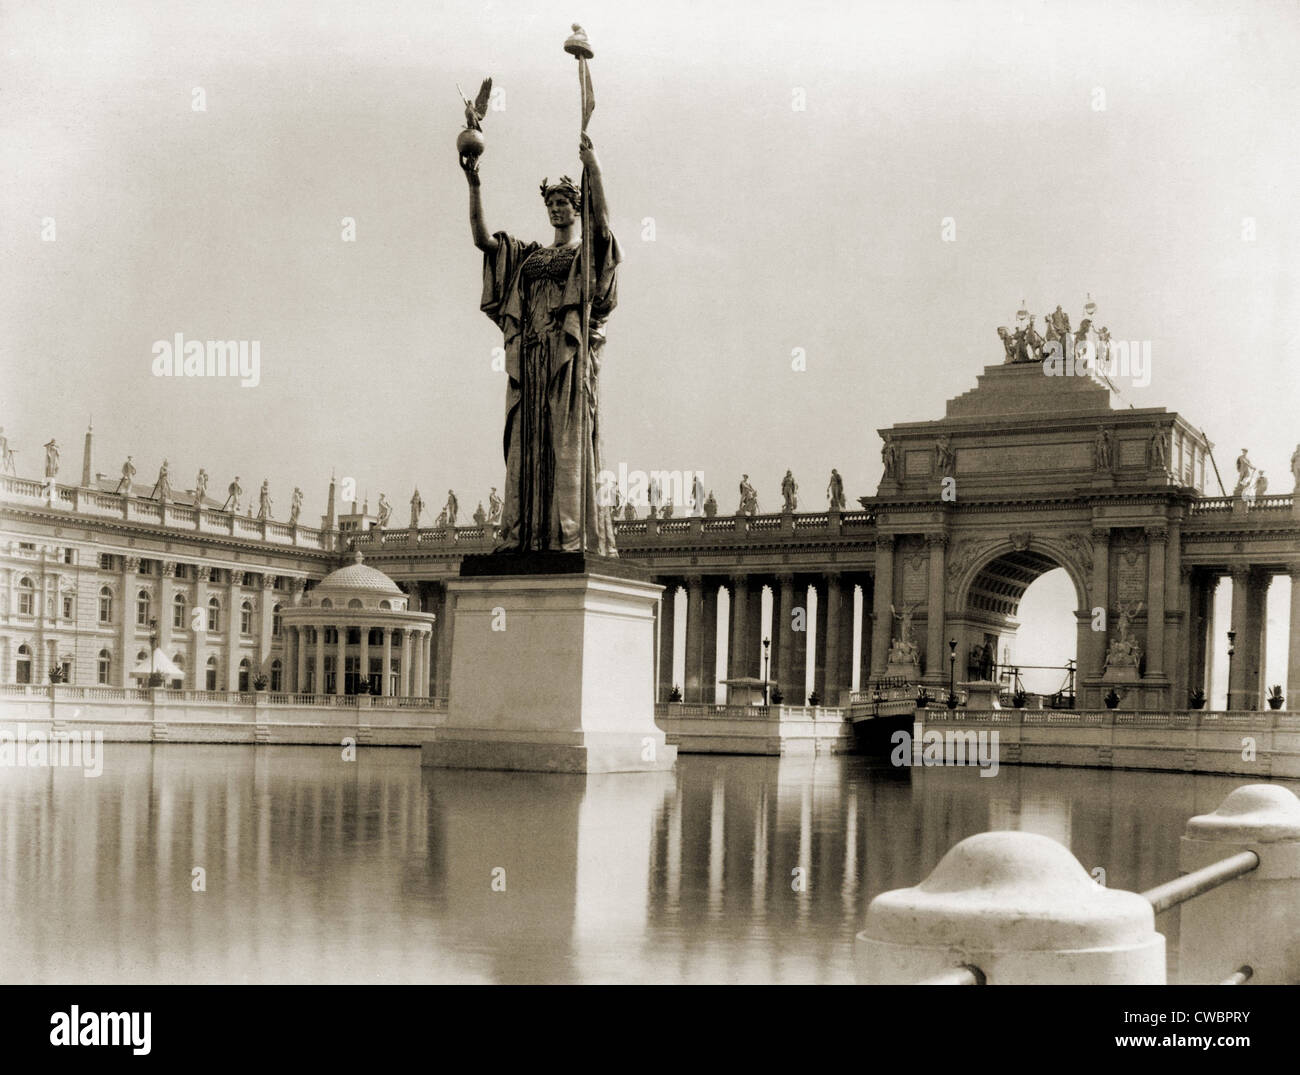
left=44, top=439, right=59, bottom=478
left=827, top=469, right=845, bottom=511
left=880, top=437, right=898, bottom=480
left=290, top=487, right=303, bottom=526
left=781, top=470, right=797, bottom=512
left=152, top=459, right=171, bottom=500
left=443, top=489, right=459, bottom=526
left=222, top=476, right=242, bottom=513
left=410, top=488, right=424, bottom=528
left=257, top=480, right=273, bottom=521
left=738, top=474, right=758, bottom=516
left=704, top=490, right=717, bottom=517
left=194, top=468, right=208, bottom=505
left=115, top=456, right=135, bottom=495
left=376, top=494, right=391, bottom=529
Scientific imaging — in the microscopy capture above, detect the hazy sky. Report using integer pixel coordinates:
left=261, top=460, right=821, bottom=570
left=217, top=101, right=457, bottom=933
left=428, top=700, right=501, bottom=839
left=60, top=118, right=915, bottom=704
left=4, top=0, right=1299, bottom=521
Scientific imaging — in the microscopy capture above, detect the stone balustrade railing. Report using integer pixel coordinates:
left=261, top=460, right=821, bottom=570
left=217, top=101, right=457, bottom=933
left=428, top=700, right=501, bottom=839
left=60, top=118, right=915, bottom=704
left=854, top=784, right=1300, bottom=985
left=0, top=683, right=447, bottom=709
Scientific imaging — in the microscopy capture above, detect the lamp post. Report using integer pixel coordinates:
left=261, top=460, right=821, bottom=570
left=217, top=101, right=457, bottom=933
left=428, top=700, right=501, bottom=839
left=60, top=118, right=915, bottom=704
left=147, top=617, right=163, bottom=688
left=762, top=637, right=771, bottom=706
left=1226, top=629, right=1236, bottom=710
left=947, top=638, right=958, bottom=709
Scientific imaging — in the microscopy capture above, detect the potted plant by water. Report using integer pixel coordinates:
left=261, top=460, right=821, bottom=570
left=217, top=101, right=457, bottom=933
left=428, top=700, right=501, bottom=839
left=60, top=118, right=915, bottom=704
left=1267, top=685, right=1285, bottom=710
left=668, top=685, right=682, bottom=703
left=1188, top=688, right=1207, bottom=710
left=1104, top=687, right=1121, bottom=710
left=1012, top=689, right=1027, bottom=709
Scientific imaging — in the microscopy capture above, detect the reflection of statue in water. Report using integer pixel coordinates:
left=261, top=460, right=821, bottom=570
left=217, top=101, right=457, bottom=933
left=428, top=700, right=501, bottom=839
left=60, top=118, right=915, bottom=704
left=465, top=121, right=619, bottom=554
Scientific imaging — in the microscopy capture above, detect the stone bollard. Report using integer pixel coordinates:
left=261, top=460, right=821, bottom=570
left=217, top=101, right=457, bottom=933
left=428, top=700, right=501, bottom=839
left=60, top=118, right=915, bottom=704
left=1178, top=784, right=1300, bottom=984
left=855, top=831, right=1165, bottom=984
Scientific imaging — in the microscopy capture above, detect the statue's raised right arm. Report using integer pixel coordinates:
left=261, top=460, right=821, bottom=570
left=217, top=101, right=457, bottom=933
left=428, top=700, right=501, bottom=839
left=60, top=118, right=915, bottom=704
left=461, top=152, right=499, bottom=254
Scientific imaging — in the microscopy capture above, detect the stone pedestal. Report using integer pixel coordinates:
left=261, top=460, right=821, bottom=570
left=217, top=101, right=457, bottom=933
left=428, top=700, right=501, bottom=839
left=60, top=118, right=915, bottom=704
left=421, top=561, right=676, bottom=774
left=960, top=680, right=1001, bottom=709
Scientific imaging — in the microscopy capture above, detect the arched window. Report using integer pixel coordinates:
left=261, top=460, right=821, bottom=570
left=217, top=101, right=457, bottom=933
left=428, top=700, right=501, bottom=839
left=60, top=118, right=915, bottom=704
left=238, top=657, right=251, bottom=692
left=319, top=598, right=333, bottom=609
left=17, top=577, right=34, bottom=616
left=240, top=601, right=253, bottom=636
left=379, top=600, right=391, bottom=610
left=272, top=604, right=283, bottom=638
left=172, top=654, right=185, bottom=686
left=136, top=589, right=151, bottom=626
left=270, top=659, right=282, bottom=692
left=173, top=593, right=186, bottom=629
left=16, top=644, right=33, bottom=685
left=97, top=649, right=111, bottom=684
left=347, top=598, right=363, bottom=609
left=205, top=655, right=218, bottom=691
left=207, top=597, right=221, bottom=632
left=98, top=586, right=113, bottom=624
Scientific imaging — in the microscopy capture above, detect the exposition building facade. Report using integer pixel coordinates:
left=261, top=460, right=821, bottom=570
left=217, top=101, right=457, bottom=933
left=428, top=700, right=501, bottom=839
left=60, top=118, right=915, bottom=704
left=3, top=359, right=1299, bottom=712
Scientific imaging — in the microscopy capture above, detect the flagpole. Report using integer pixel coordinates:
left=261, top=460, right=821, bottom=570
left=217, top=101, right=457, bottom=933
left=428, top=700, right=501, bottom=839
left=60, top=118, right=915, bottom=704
left=565, top=25, right=594, bottom=557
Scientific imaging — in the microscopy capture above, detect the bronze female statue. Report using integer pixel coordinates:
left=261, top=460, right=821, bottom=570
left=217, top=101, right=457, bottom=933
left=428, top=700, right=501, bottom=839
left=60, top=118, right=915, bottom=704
left=462, top=132, right=620, bottom=555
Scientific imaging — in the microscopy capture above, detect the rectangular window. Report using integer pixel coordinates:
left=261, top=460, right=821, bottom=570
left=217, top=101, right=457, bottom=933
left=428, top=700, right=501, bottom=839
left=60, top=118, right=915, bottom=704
left=174, top=564, right=189, bottom=579
left=62, top=595, right=74, bottom=619
left=62, top=548, right=75, bottom=564
left=138, top=560, right=152, bottom=575
left=99, top=554, right=114, bottom=570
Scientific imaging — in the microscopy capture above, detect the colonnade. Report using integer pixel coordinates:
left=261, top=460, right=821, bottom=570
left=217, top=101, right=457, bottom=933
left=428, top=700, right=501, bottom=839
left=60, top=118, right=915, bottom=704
left=282, top=623, right=432, bottom=698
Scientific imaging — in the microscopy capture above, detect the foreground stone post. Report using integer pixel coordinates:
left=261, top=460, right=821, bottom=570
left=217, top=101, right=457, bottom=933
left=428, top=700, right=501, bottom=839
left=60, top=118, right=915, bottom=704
left=855, top=831, right=1165, bottom=984
left=1178, top=784, right=1300, bottom=984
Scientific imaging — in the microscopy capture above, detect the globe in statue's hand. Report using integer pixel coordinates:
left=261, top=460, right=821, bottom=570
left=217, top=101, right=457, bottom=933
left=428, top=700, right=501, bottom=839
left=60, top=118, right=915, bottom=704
left=456, top=77, right=491, bottom=165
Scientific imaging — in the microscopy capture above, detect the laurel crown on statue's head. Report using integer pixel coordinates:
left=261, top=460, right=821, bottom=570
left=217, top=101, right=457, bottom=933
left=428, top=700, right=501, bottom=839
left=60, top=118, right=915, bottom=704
left=539, top=176, right=582, bottom=211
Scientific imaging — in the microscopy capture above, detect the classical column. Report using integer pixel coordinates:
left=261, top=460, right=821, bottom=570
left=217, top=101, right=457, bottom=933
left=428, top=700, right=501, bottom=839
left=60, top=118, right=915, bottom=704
left=1288, top=567, right=1300, bottom=708
left=313, top=627, right=324, bottom=696
left=427, top=584, right=446, bottom=697
left=159, top=561, right=175, bottom=654
left=359, top=623, right=370, bottom=695
left=1228, top=567, right=1250, bottom=709
left=858, top=575, right=873, bottom=689
left=821, top=572, right=843, bottom=705
left=400, top=629, right=413, bottom=698
left=259, top=575, right=276, bottom=684
left=1197, top=573, right=1218, bottom=703
left=1244, top=570, right=1270, bottom=711
left=119, top=556, right=139, bottom=687
left=774, top=573, right=795, bottom=697
left=295, top=626, right=307, bottom=693
left=194, top=566, right=210, bottom=690
left=335, top=624, right=346, bottom=696
left=701, top=582, right=719, bottom=703
left=728, top=573, right=750, bottom=684
left=656, top=579, right=676, bottom=702
left=381, top=627, right=392, bottom=697
left=435, top=584, right=454, bottom=700
left=684, top=577, right=705, bottom=702
left=1145, top=527, right=1167, bottom=679
left=838, top=576, right=858, bottom=697
left=1166, top=519, right=1185, bottom=704
left=870, top=538, right=894, bottom=679
left=422, top=630, right=433, bottom=697
left=227, top=572, right=241, bottom=691
left=925, top=534, right=947, bottom=686
left=1091, top=528, right=1110, bottom=676
left=789, top=579, right=808, bottom=704
left=746, top=577, right=765, bottom=686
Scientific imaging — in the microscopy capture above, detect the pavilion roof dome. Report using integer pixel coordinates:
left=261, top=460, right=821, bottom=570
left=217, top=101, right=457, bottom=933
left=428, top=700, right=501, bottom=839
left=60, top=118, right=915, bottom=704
left=314, top=551, right=402, bottom=595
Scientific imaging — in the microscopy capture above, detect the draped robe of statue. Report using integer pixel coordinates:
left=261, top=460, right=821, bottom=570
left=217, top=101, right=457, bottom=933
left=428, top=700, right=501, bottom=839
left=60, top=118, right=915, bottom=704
left=481, top=225, right=621, bottom=555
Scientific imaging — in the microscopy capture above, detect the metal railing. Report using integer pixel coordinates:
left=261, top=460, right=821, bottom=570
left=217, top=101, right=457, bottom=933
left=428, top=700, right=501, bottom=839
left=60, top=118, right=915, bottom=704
left=1140, top=850, right=1259, bottom=916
